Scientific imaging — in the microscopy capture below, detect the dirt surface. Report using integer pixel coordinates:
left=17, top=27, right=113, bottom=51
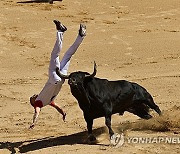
left=0, top=0, right=180, bottom=153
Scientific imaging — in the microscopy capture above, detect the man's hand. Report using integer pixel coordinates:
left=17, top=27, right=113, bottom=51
left=63, top=113, right=66, bottom=122
left=29, top=123, right=35, bottom=129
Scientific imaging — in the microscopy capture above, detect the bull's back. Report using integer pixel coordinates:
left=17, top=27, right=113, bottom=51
left=85, top=78, right=134, bottom=105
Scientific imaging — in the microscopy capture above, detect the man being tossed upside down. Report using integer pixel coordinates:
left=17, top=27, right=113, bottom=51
left=29, top=20, right=86, bottom=129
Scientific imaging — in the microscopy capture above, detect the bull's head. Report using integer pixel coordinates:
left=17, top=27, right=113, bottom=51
left=56, top=61, right=97, bottom=87
left=56, top=61, right=97, bottom=110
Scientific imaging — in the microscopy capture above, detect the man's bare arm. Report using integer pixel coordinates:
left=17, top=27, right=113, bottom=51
left=29, top=107, right=41, bottom=129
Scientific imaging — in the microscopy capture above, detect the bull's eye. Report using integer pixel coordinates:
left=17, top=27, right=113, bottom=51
left=72, top=78, right=76, bottom=82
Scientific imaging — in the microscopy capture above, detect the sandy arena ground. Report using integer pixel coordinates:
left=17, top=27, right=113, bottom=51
left=0, top=0, right=180, bottom=153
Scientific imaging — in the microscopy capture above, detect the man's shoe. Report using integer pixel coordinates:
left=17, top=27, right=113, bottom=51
left=79, top=23, right=86, bottom=37
left=53, top=20, right=67, bottom=32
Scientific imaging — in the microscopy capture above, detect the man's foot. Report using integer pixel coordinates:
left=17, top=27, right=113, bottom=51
left=79, top=23, right=86, bottom=37
left=53, top=20, right=67, bottom=32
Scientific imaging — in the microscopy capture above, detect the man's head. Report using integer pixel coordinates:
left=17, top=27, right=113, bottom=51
left=30, top=94, right=38, bottom=107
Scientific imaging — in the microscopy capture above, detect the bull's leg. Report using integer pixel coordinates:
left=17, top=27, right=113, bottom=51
left=105, top=115, right=114, bottom=137
left=103, top=103, right=123, bottom=145
left=103, top=102, right=114, bottom=137
left=105, top=115, right=121, bottom=145
left=87, top=121, right=96, bottom=142
left=103, top=103, right=114, bottom=137
left=127, top=104, right=153, bottom=119
left=132, top=109, right=152, bottom=119
left=84, top=115, right=96, bottom=142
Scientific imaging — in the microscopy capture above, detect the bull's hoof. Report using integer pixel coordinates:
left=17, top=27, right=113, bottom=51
left=143, top=114, right=152, bottom=119
left=155, top=107, right=162, bottom=115
left=110, top=133, right=124, bottom=147
left=87, top=134, right=97, bottom=144
left=119, top=111, right=125, bottom=116
left=49, top=0, right=53, bottom=4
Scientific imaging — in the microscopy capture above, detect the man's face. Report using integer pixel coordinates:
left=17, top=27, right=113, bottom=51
left=30, top=94, right=38, bottom=107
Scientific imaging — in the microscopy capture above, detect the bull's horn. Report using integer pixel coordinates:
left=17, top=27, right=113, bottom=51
left=85, top=61, right=97, bottom=78
left=56, top=67, right=69, bottom=79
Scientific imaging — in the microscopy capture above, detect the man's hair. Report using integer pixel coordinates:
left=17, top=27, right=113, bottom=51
left=30, top=94, right=38, bottom=106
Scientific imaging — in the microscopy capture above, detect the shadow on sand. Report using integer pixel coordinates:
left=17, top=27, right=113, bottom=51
left=0, top=127, right=107, bottom=154
left=17, top=0, right=62, bottom=4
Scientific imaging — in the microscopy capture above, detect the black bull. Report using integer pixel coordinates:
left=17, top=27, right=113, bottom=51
left=56, top=62, right=161, bottom=143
